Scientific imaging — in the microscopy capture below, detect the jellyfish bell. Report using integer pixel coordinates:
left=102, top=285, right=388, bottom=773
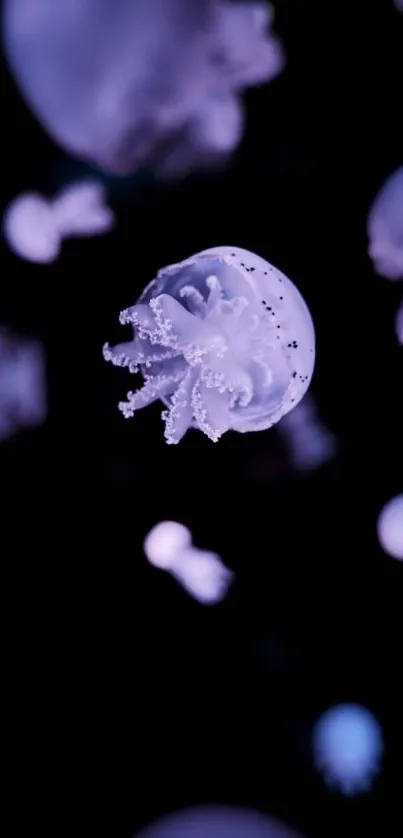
left=143, top=520, right=192, bottom=569
left=377, top=494, right=403, bottom=561
left=104, top=246, right=315, bottom=444
left=367, top=167, right=403, bottom=281
left=134, top=805, right=304, bottom=838
left=3, top=0, right=284, bottom=176
left=312, top=704, right=384, bottom=796
left=3, top=192, right=60, bottom=263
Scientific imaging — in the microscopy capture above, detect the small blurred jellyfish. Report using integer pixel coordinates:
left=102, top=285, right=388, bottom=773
left=0, top=328, right=47, bottom=441
left=134, top=805, right=304, bottom=838
left=396, top=300, right=403, bottom=344
left=367, top=167, right=403, bottom=281
left=377, top=494, right=403, bottom=560
left=143, top=521, right=233, bottom=605
left=280, top=393, right=337, bottom=472
left=3, top=0, right=284, bottom=176
left=104, top=246, right=315, bottom=444
left=394, top=0, right=403, bottom=12
left=143, top=520, right=192, bottom=570
left=3, top=180, right=114, bottom=264
left=312, top=704, right=384, bottom=796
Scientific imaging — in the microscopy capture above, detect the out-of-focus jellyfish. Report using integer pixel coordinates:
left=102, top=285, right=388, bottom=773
left=377, top=494, right=403, bottom=560
left=312, top=704, right=384, bottom=796
left=3, top=180, right=114, bottom=264
left=280, top=393, right=337, bottom=472
left=0, top=328, right=47, bottom=441
left=143, top=520, right=192, bottom=569
left=396, top=300, right=403, bottom=344
left=144, top=521, right=233, bottom=605
left=134, top=805, right=304, bottom=837
left=394, top=0, right=403, bottom=12
left=3, top=0, right=284, bottom=176
left=104, top=246, right=316, bottom=444
left=367, top=167, right=403, bottom=281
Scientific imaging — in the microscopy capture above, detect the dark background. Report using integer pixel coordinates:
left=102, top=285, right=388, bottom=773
left=1, top=2, right=402, bottom=837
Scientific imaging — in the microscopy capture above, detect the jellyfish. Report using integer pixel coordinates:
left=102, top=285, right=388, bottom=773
left=3, top=180, right=114, bottom=264
left=104, top=246, right=316, bottom=444
left=367, top=167, right=403, bottom=281
left=394, top=0, right=403, bottom=12
left=3, top=0, right=284, bottom=176
left=377, top=494, right=403, bottom=560
left=312, top=704, right=384, bottom=796
left=280, top=393, right=337, bottom=472
left=144, top=521, right=233, bottom=605
left=134, top=805, right=304, bottom=838
left=0, top=328, right=47, bottom=441
left=143, top=520, right=192, bottom=570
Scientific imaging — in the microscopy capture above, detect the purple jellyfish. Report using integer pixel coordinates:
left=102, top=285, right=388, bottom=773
left=144, top=521, right=233, bottom=605
left=3, top=0, right=284, bottom=176
left=377, top=494, right=403, bottom=561
left=134, top=805, right=304, bottom=838
left=103, top=246, right=316, bottom=444
left=367, top=167, right=403, bottom=281
left=3, top=180, right=114, bottom=264
left=0, top=328, right=47, bottom=441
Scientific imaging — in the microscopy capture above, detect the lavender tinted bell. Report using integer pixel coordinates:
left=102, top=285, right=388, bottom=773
left=103, top=246, right=315, bottom=444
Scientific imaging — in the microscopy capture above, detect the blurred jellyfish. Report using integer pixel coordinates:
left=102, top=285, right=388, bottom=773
left=0, top=328, right=47, bottom=441
left=135, top=805, right=303, bottom=838
left=312, top=704, right=384, bottom=796
left=280, top=393, right=337, bottom=472
left=367, top=167, right=403, bottom=281
left=396, top=300, right=403, bottom=344
left=3, top=0, right=284, bottom=176
left=3, top=180, right=114, bottom=264
left=143, top=520, right=192, bottom=569
left=377, top=494, right=403, bottom=560
left=104, top=246, right=316, bottom=444
left=144, top=521, right=233, bottom=605
left=394, top=0, right=403, bottom=11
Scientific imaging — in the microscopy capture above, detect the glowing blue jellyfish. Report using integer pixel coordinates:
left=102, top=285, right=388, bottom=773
left=312, top=704, right=384, bottom=796
left=3, top=180, right=114, bottom=264
left=377, top=494, right=403, bottom=561
left=367, top=167, right=403, bottom=281
left=134, top=805, right=304, bottom=838
left=103, top=246, right=316, bottom=444
left=144, top=521, right=233, bottom=605
left=3, top=0, right=284, bottom=176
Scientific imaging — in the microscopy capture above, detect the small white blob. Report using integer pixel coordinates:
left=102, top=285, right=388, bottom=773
left=312, top=703, right=384, bottom=796
left=396, top=300, right=403, bottom=344
left=377, top=494, right=403, bottom=560
left=280, top=393, right=337, bottom=471
left=104, top=245, right=315, bottom=444
left=0, top=328, right=47, bottom=441
left=143, top=520, right=192, bottom=569
left=134, top=804, right=303, bottom=838
left=367, top=167, right=403, bottom=281
left=3, top=179, right=114, bottom=264
left=143, top=521, right=233, bottom=605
